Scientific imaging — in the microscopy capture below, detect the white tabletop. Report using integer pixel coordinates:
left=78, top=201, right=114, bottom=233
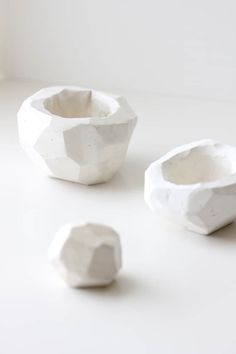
left=1, top=80, right=236, bottom=354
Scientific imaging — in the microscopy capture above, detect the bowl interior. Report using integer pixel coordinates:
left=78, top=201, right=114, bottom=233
left=44, top=89, right=114, bottom=118
left=162, top=144, right=236, bottom=185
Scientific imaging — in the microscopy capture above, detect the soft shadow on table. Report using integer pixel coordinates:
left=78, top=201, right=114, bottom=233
left=92, top=150, right=165, bottom=192
left=49, top=154, right=155, bottom=193
left=70, top=274, right=141, bottom=299
left=68, top=274, right=171, bottom=305
left=207, top=221, right=236, bottom=243
left=98, top=155, right=150, bottom=192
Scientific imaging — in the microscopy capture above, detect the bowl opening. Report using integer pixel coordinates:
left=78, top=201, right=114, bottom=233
left=162, top=145, right=235, bottom=185
left=43, top=89, right=115, bottom=118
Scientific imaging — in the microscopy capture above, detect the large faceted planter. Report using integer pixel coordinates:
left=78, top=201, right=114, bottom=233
left=145, top=140, right=236, bottom=235
left=17, top=86, right=137, bottom=185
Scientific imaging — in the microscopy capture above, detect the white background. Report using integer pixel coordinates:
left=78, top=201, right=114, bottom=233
left=1, top=0, right=236, bottom=99
left=1, top=1, right=236, bottom=354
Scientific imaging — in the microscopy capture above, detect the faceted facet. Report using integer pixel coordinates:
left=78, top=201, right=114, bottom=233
left=48, top=222, right=122, bottom=287
left=18, top=87, right=137, bottom=185
left=145, top=140, right=236, bottom=235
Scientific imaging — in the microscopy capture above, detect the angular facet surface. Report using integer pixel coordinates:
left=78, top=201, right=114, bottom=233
left=17, top=86, right=137, bottom=185
left=48, top=222, right=122, bottom=287
left=145, top=140, right=236, bottom=235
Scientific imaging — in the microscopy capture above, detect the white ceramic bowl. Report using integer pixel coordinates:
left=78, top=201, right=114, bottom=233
left=48, top=222, right=122, bottom=288
left=18, top=86, right=137, bottom=185
left=145, top=139, right=236, bottom=234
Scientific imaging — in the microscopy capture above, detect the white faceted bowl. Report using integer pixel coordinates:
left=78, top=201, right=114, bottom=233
left=145, top=140, right=236, bottom=235
left=48, top=222, right=122, bottom=288
left=17, top=86, right=137, bottom=185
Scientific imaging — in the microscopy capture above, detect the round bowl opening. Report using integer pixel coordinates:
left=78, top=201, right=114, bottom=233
left=43, top=89, right=114, bottom=118
left=162, top=145, right=234, bottom=185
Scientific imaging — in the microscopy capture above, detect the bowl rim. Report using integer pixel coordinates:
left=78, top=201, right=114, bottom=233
left=20, top=85, right=137, bottom=126
left=145, top=139, right=236, bottom=190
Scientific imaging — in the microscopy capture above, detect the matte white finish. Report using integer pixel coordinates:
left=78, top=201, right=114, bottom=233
left=49, top=222, right=121, bottom=288
left=2, top=0, right=236, bottom=100
left=3, top=80, right=236, bottom=354
left=17, top=86, right=137, bottom=185
left=145, top=139, right=236, bottom=235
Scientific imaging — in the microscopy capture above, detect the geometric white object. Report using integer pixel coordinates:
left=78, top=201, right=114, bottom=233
left=145, top=139, right=236, bottom=235
left=48, top=222, right=122, bottom=287
left=17, top=86, right=137, bottom=185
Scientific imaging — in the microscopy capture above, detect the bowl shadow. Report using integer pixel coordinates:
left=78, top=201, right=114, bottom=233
left=49, top=153, right=156, bottom=193
left=207, top=221, right=236, bottom=243
left=70, top=274, right=142, bottom=299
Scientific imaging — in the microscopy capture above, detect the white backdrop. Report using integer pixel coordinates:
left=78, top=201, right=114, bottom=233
left=0, top=0, right=4, bottom=79
left=2, top=0, right=236, bottom=98
left=2, top=3, right=236, bottom=354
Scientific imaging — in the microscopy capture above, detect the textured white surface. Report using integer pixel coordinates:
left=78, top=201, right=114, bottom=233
left=49, top=222, right=121, bottom=287
left=2, top=80, right=236, bottom=354
left=145, top=139, right=236, bottom=234
left=18, top=86, right=137, bottom=184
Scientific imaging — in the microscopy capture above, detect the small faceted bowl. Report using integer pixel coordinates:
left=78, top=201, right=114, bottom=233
left=145, top=139, right=236, bottom=235
left=17, top=86, right=137, bottom=185
left=48, top=222, right=122, bottom=288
